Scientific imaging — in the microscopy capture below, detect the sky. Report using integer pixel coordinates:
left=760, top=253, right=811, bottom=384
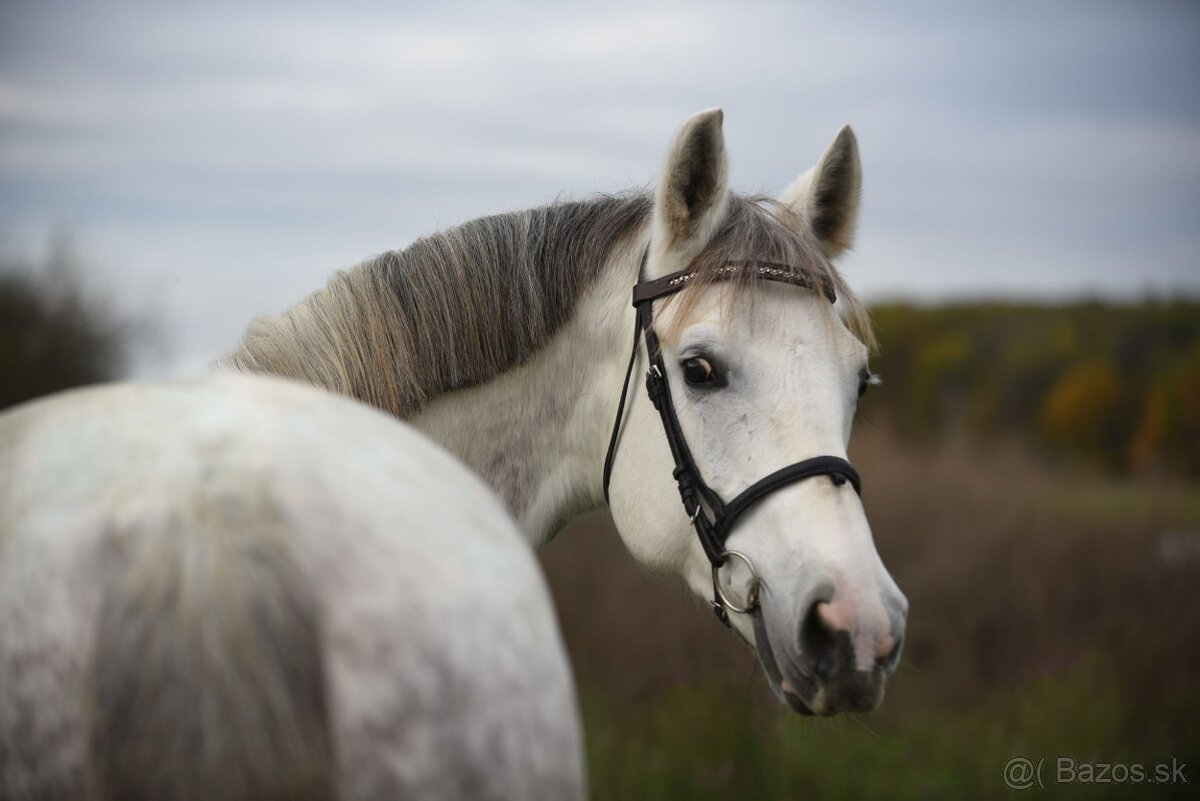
left=2, top=1, right=1198, bottom=376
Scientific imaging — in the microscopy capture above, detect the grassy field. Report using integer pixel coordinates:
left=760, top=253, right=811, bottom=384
left=579, top=659, right=1185, bottom=800
left=540, top=427, right=1200, bottom=799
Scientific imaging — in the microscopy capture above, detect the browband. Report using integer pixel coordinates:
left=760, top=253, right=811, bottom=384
left=632, top=260, right=838, bottom=306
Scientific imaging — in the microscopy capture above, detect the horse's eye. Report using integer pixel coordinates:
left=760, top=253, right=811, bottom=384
left=682, top=356, right=720, bottom=386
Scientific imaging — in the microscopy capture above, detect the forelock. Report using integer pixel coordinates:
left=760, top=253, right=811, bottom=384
left=655, top=194, right=875, bottom=350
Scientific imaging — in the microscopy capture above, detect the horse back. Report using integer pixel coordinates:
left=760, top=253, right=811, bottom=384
left=0, top=376, right=583, bottom=801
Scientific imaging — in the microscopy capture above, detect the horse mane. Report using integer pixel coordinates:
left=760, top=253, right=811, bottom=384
left=223, top=194, right=650, bottom=416
left=223, top=192, right=872, bottom=417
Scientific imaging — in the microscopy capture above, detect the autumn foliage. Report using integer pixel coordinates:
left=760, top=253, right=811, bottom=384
left=863, top=300, right=1200, bottom=474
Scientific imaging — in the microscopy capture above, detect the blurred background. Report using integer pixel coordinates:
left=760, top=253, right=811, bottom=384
left=3, top=1, right=1198, bottom=798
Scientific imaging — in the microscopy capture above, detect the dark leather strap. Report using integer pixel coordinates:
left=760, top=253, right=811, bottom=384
left=639, top=302, right=729, bottom=564
left=601, top=249, right=651, bottom=504
left=713, top=456, right=861, bottom=542
left=633, top=260, right=837, bottom=306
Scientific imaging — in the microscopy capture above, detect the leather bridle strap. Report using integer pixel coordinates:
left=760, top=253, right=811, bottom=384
left=602, top=251, right=862, bottom=626
left=713, top=456, right=860, bottom=542
left=639, top=300, right=729, bottom=563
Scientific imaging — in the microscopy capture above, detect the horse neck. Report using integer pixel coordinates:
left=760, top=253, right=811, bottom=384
left=409, top=240, right=643, bottom=548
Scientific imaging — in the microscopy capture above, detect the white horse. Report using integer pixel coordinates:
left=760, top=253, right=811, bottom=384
left=0, top=377, right=583, bottom=800
left=226, top=108, right=908, bottom=712
left=0, top=107, right=908, bottom=798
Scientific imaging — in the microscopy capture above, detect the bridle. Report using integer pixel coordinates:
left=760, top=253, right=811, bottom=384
left=602, top=249, right=863, bottom=627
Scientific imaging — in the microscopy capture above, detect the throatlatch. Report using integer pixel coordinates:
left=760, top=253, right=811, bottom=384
left=602, top=251, right=862, bottom=627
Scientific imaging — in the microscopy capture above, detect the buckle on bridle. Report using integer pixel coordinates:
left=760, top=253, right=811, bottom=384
left=711, top=549, right=760, bottom=617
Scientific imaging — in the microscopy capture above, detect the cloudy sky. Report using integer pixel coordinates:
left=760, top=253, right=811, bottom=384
left=2, top=1, right=1198, bottom=375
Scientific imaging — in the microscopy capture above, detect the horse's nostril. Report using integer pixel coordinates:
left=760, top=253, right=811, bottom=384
left=804, top=598, right=899, bottom=678
left=802, top=599, right=840, bottom=679
left=876, top=636, right=903, bottom=672
left=814, top=599, right=850, bottom=633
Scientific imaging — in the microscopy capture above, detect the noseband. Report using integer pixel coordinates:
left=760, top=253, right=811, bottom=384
left=602, top=251, right=863, bottom=627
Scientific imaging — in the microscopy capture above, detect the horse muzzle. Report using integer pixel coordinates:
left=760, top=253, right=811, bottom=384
left=754, top=587, right=906, bottom=716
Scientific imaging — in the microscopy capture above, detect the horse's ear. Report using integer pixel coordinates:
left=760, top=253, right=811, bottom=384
left=650, top=108, right=730, bottom=277
left=779, top=125, right=862, bottom=259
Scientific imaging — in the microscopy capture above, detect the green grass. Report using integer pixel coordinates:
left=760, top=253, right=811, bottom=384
left=581, top=658, right=1199, bottom=800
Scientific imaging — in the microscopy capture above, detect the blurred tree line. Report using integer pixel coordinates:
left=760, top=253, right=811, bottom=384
left=862, top=300, right=1200, bottom=475
left=1, top=238, right=137, bottom=411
